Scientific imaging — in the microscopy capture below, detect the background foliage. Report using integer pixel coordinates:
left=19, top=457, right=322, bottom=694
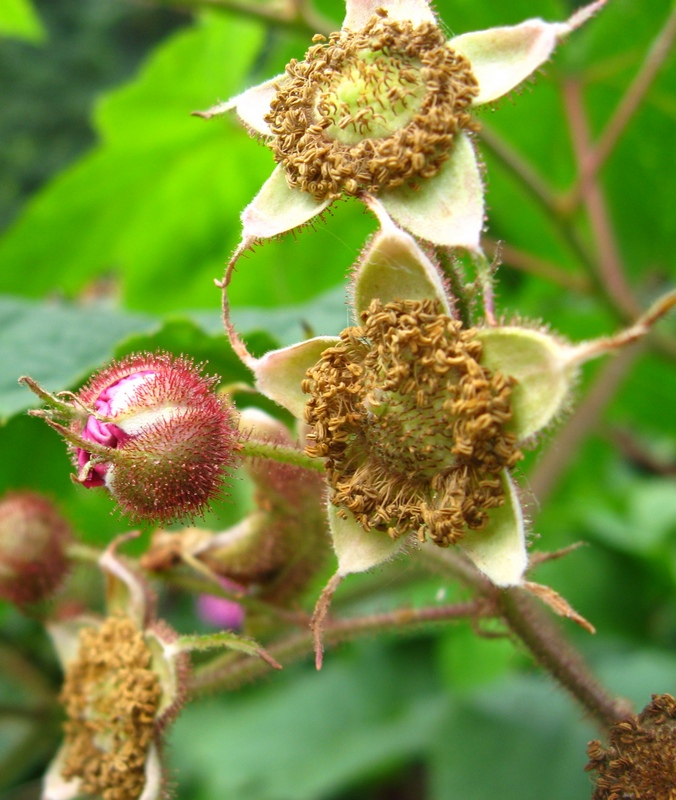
left=0, top=0, right=674, bottom=797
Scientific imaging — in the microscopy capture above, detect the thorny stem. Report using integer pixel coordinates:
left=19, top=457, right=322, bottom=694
left=189, top=598, right=487, bottom=694
left=564, top=4, right=676, bottom=210
left=240, top=438, right=325, bottom=473
left=499, top=588, right=632, bottom=729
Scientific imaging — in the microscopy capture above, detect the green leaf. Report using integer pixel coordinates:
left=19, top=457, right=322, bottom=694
left=171, top=643, right=449, bottom=800
left=0, top=0, right=44, bottom=42
left=0, top=295, right=156, bottom=422
left=0, top=12, right=374, bottom=312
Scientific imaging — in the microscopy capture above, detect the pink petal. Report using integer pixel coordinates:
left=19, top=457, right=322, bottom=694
left=343, top=0, right=436, bottom=30
left=253, top=336, right=340, bottom=418
left=378, top=132, right=484, bottom=250
left=241, top=166, right=332, bottom=240
left=450, top=1, right=606, bottom=106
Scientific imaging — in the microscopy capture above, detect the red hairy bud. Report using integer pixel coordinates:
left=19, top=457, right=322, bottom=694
left=0, top=491, right=71, bottom=606
left=71, top=352, right=241, bottom=525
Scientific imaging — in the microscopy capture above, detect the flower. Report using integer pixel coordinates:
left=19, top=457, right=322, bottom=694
left=196, top=0, right=605, bottom=250
left=43, top=539, right=189, bottom=800
left=23, top=352, right=241, bottom=526
left=231, top=220, right=672, bottom=589
left=0, top=491, right=71, bottom=606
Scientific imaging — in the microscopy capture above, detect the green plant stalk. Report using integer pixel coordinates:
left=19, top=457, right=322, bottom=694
left=240, top=439, right=325, bottom=473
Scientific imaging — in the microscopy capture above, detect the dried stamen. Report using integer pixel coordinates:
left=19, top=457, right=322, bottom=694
left=587, top=694, right=676, bottom=799
left=266, top=14, right=479, bottom=201
left=60, top=615, right=161, bottom=800
left=303, top=299, right=522, bottom=546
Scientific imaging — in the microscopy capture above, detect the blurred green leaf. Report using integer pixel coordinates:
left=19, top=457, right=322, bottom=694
left=0, top=295, right=156, bottom=422
left=429, top=647, right=676, bottom=800
left=172, top=642, right=449, bottom=800
left=0, top=0, right=44, bottom=42
left=586, top=476, right=676, bottom=556
left=0, top=12, right=373, bottom=313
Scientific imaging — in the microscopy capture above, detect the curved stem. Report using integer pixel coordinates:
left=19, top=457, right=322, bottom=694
left=562, top=79, right=639, bottom=320
left=189, top=598, right=487, bottom=694
left=477, top=126, right=612, bottom=313
left=565, top=4, right=676, bottom=209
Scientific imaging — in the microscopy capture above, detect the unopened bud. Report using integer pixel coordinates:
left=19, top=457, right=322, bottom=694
left=0, top=491, right=71, bottom=606
left=24, top=352, right=242, bottom=526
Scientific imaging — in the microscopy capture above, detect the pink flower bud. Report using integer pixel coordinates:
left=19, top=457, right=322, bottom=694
left=0, top=491, right=71, bottom=606
left=72, top=352, right=241, bottom=525
left=197, top=578, right=246, bottom=630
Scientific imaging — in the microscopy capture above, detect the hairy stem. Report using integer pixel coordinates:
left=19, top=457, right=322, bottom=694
left=190, top=599, right=486, bottom=694
left=417, top=547, right=629, bottom=731
left=240, top=439, right=325, bottom=473
left=500, top=587, right=632, bottom=728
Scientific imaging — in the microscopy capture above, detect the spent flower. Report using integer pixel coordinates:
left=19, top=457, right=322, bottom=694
left=43, top=540, right=189, bottom=800
left=231, top=221, right=676, bottom=590
left=22, top=352, right=241, bottom=526
left=586, top=694, right=676, bottom=799
left=197, top=0, right=605, bottom=250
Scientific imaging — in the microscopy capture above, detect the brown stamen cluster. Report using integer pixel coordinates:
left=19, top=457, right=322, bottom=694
left=586, top=693, right=676, bottom=799
left=60, top=615, right=161, bottom=800
left=266, top=12, right=479, bottom=201
left=303, top=299, right=522, bottom=546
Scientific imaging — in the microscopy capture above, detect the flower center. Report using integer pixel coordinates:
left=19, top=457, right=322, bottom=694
left=302, top=299, right=523, bottom=546
left=60, top=615, right=161, bottom=800
left=317, top=48, right=425, bottom=145
left=266, top=12, right=479, bottom=201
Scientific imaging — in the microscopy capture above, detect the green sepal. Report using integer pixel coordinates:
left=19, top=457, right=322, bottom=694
left=476, top=326, right=576, bottom=440
left=329, top=504, right=405, bottom=576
